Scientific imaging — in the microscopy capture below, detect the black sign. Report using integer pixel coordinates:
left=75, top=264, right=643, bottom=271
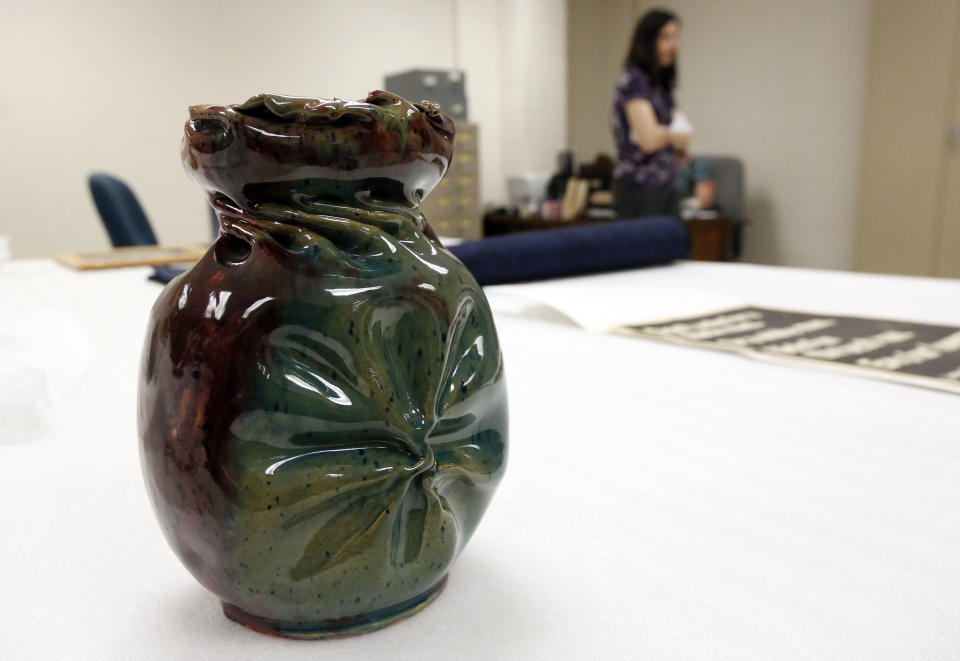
left=621, top=306, right=960, bottom=394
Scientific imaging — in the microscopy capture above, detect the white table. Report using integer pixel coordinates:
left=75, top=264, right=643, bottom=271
left=2, top=259, right=959, bottom=660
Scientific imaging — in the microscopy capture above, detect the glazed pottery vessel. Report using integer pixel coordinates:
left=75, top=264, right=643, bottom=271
left=138, top=92, right=507, bottom=639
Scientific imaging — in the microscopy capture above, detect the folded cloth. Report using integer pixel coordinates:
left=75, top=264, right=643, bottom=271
left=448, top=216, right=690, bottom=286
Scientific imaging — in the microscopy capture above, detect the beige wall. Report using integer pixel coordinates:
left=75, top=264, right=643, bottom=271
left=567, top=0, right=636, bottom=162
left=568, top=0, right=872, bottom=269
left=1, top=0, right=566, bottom=258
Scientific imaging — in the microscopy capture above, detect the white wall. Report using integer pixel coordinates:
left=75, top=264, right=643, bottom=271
left=568, top=0, right=872, bottom=270
left=1, top=0, right=566, bottom=258
left=498, top=0, right=569, bottom=178
left=458, top=0, right=567, bottom=212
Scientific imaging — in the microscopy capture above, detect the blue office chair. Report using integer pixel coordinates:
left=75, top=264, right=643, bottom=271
left=700, top=155, right=746, bottom=260
left=88, top=172, right=159, bottom=247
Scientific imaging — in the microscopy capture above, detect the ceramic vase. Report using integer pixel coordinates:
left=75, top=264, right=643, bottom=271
left=138, top=92, right=507, bottom=639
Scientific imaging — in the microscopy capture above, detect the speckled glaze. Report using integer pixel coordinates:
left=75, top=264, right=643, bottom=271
left=138, top=92, right=507, bottom=639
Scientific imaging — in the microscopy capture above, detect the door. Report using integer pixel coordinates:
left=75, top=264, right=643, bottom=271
left=854, top=0, right=960, bottom=277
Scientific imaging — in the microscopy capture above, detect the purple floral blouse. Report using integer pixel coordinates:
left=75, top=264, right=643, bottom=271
left=611, top=67, right=676, bottom=190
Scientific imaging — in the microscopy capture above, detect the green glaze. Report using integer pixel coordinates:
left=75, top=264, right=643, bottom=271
left=138, top=91, right=507, bottom=638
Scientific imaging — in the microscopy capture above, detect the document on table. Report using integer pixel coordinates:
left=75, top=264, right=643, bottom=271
left=616, top=305, right=960, bottom=395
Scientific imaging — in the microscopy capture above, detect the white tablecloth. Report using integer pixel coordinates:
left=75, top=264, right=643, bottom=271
left=2, top=259, right=959, bottom=660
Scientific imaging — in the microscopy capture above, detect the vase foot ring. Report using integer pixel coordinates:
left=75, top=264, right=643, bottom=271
left=221, top=575, right=448, bottom=640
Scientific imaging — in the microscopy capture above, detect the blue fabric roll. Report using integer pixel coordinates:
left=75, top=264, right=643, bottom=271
left=150, top=265, right=186, bottom=284
left=447, top=216, right=689, bottom=286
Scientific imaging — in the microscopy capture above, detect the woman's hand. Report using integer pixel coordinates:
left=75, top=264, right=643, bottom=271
left=669, top=110, right=693, bottom=152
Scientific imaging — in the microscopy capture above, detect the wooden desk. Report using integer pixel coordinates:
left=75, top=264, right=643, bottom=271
left=482, top=212, right=731, bottom=261
left=54, top=244, right=208, bottom=270
left=482, top=212, right=604, bottom=237
left=685, top=216, right=730, bottom=261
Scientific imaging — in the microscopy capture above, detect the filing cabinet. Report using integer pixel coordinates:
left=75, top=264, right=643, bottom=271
left=421, top=123, right=482, bottom=240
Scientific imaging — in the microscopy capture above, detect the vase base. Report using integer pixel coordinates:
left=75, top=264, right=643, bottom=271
left=221, top=575, right=448, bottom=640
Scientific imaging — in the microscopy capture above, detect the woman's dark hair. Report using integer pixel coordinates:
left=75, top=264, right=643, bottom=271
left=624, top=9, right=679, bottom=91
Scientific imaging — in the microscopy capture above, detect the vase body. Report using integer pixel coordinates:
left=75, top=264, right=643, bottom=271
left=138, top=92, right=507, bottom=638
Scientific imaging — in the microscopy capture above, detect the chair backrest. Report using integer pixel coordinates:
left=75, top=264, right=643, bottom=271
left=701, top=155, right=744, bottom=222
left=88, top=172, right=158, bottom=247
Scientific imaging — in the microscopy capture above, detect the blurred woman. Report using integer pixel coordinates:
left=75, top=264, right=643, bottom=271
left=611, top=9, right=692, bottom=218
